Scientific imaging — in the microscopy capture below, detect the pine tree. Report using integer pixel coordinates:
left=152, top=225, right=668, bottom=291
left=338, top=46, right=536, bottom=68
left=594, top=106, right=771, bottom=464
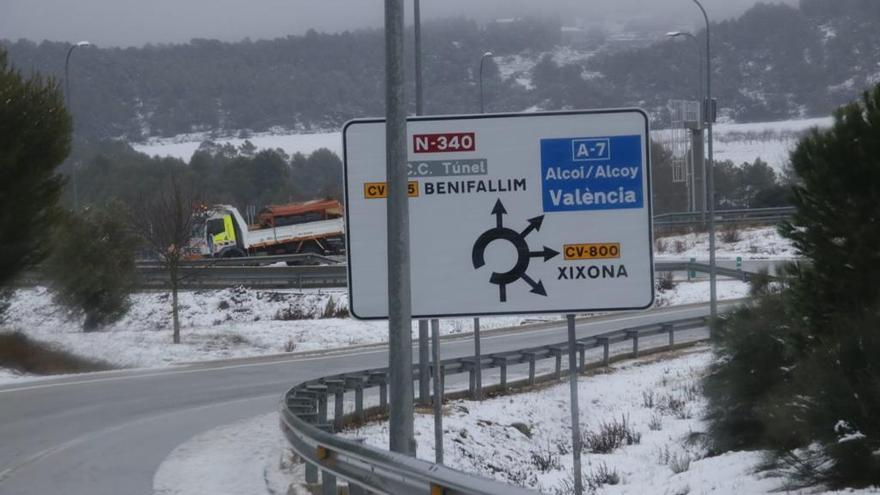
left=0, top=48, right=71, bottom=286
left=44, top=206, right=139, bottom=331
left=706, top=84, right=880, bottom=489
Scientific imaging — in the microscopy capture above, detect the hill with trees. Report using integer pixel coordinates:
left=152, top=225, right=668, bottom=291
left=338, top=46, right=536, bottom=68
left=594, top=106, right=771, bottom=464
left=2, top=0, right=878, bottom=143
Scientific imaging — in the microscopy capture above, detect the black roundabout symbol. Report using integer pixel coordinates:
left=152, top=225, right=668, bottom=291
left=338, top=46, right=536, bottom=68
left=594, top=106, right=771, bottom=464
left=471, top=199, right=560, bottom=303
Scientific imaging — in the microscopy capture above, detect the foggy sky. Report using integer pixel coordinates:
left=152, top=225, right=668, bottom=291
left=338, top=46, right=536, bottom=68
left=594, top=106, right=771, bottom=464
left=1, top=0, right=797, bottom=48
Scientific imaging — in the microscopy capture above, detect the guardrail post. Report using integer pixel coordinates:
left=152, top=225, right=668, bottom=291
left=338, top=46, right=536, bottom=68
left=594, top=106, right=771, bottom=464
left=355, top=386, right=365, bottom=423
left=380, top=382, right=388, bottom=411
left=525, top=353, right=536, bottom=385
left=318, top=393, right=328, bottom=424
left=322, top=470, right=337, bottom=495
left=599, top=338, right=610, bottom=366
left=554, top=350, right=562, bottom=380
left=468, top=365, right=476, bottom=399
left=334, top=389, right=344, bottom=432
left=305, top=462, right=318, bottom=484
left=664, top=323, right=675, bottom=347
left=628, top=330, right=639, bottom=358
left=499, top=360, right=508, bottom=391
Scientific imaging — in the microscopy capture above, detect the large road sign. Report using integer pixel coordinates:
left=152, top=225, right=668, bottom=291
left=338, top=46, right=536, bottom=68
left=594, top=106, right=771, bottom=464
left=344, top=109, right=654, bottom=319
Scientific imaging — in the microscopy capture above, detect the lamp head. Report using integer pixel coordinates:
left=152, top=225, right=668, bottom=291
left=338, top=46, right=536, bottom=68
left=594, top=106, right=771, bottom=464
left=75, top=41, right=92, bottom=47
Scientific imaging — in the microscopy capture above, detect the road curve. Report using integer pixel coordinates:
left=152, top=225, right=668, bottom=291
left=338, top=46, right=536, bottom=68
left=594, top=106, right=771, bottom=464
left=0, top=302, right=731, bottom=495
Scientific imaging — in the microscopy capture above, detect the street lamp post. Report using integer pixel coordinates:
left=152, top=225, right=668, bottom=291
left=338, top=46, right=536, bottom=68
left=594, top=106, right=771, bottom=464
left=479, top=51, right=493, bottom=113
left=689, top=0, right=718, bottom=321
left=65, top=40, right=91, bottom=211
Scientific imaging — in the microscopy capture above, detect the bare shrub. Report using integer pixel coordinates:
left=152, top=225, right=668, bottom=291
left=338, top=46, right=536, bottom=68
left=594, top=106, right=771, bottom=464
left=284, top=338, right=297, bottom=352
left=642, top=390, right=655, bottom=408
left=530, top=445, right=562, bottom=473
left=648, top=414, right=663, bottom=431
left=584, top=462, right=620, bottom=491
left=674, top=239, right=688, bottom=254
left=656, top=271, right=676, bottom=291
left=670, top=452, right=692, bottom=473
left=720, top=224, right=742, bottom=243
left=655, top=238, right=668, bottom=253
left=582, top=415, right=642, bottom=454
left=275, top=306, right=309, bottom=320
left=659, top=445, right=693, bottom=474
left=320, top=297, right=349, bottom=319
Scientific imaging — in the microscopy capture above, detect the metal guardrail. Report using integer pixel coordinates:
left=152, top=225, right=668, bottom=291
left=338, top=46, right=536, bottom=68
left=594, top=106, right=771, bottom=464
left=135, top=252, right=344, bottom=267
left=279, top=313, right=709, bottom=494
left=15, top=260, right=755, bottom=289
left=653, top=206, right=795, bottom=226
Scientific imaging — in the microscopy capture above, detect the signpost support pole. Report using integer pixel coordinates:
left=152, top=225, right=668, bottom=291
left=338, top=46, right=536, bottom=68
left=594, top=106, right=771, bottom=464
left=418, top=320, right=430, bottom=405
left=566, top=314, right=584, bottom=495
left=473, top=317, right=482, bottom=400
left=384, top=0, right=415, bottom=456
left=431, top=318, right=443, bottom=464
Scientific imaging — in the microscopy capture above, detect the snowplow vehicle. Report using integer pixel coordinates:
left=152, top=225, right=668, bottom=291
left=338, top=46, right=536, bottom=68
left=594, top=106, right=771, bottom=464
left=188, top=199, right=345, bottom=259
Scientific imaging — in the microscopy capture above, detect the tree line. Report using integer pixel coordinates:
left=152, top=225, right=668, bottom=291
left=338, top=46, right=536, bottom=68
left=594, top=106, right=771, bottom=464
left=2, top=1, right=878, bottom=144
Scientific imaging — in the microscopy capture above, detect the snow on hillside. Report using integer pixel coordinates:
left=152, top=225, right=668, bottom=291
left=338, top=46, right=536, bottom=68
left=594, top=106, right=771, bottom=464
left=132, top=111, right=831, bottom=174
left=654, top=116, right=832, bottom=172
left=654, top=226, right=798, bottom=260
left=132, top=130, right=342, bottom=162
left=343, top=347, right=875, bottom=494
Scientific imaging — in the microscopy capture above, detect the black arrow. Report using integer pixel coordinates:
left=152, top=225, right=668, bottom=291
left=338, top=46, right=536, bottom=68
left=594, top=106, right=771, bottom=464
left=520, top=215, right=544, bottom=237
left=530, top=246, right=560, bottom=262
left=491, top=199, right=507, bottom=228
left=521, top=273, right=547, bottom=296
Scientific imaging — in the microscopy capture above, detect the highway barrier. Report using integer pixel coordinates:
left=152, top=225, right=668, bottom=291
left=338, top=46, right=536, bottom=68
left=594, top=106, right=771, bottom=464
left=280, top=313, right=710, bottom=494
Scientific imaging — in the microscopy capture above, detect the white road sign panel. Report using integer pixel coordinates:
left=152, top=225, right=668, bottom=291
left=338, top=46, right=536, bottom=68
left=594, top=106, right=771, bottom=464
left=344, top=109, right=654, bottom=319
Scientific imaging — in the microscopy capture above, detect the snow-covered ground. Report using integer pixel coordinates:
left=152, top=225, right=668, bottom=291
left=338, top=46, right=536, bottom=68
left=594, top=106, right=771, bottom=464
left=339, top=347, right=876, bottom=495
left=132, top=130, right=342, bottom=163
left=0, top=277, right=746, bottom=378
left=153, top=412, right=300, bottom=495
left=0, top=286, right=532, bottom=370
left=130, top=116, right=832, bottom=174
left=654, top=226, right=799, bottom=260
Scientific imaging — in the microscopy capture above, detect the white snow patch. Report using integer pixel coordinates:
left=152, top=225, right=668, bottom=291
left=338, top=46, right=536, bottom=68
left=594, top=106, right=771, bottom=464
left=654, top=226, right=798, bottom=260
left=1, top=286, right=554, bottom=368
left=153, top=412, right=300, bottom=495
left=655, top=280, right=750, bottom=307
left=343, top=349, right=879, bottom=494
left=132, top=131, right=342, bottom=162
left=654, top=116, right=833, bottom=172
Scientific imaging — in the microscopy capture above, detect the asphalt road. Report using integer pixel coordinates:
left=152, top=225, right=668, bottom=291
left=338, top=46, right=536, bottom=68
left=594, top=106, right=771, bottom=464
left=0, top=302, right=732, bottom=495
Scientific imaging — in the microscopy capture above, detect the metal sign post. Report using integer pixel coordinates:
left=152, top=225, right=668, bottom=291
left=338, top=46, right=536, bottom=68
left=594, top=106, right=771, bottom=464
left=418, top=319, right=430, bottom=405
left=431, top=318, right=443, bottom=464
left=343, top=109, right=654, bottom=481
left=473, top=317, right=482, bottom=400
left=383, top=0, right=415, bottom=456
left=566, top=314, right=583, bottom=495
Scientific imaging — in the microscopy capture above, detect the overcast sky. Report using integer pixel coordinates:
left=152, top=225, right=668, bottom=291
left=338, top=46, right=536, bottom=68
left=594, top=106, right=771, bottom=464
left=1, top=0, right=796, bottom=48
